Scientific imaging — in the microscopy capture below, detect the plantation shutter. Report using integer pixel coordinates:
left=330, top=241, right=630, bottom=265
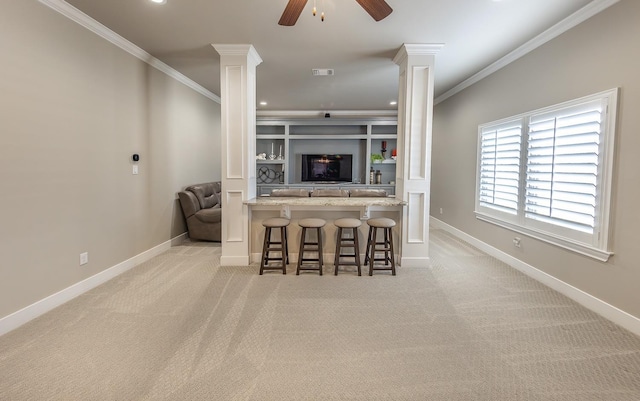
left=478, top=121, right=522, bottom=215
left=525, top=100, right=603, bottom=234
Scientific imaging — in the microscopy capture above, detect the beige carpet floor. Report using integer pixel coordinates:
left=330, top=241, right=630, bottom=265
left=1, top=228, right=640, bottom=400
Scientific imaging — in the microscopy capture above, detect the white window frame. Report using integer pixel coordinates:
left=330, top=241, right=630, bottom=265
left=474, top=88, right=618, bottom=261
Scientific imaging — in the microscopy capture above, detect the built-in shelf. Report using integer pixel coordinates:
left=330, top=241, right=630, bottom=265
left=256, top=117, right=398, bottom=191
left=373, top=160, right=396, bottom=164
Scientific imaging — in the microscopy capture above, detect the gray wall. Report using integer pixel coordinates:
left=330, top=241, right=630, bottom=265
left=431, top=0, right=640, bottom=319
left=0, top=1, right=221, bottom=318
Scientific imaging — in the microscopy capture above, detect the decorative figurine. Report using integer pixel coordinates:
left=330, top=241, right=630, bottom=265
left=268, top=143, right=276, bottom=160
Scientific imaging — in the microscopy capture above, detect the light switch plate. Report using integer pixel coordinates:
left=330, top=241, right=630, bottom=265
left=133, top=165, right=139, bottom=175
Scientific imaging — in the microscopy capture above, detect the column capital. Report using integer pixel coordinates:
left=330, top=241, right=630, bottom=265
left=212, top=44, right=263, bottom=66
left=393, top=43, right=444, bottom=66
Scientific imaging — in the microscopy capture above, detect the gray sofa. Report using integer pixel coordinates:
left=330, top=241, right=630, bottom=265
left=178, top=182, right=222, bottom=242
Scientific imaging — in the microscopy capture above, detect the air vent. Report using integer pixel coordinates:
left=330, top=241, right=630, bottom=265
left=312, top=68, right=334, bottom=76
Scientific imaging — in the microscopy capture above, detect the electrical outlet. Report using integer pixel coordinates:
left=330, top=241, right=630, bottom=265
left=512, top=237, right=521, bottom=248
left=80, top=252, right=89, bottom=265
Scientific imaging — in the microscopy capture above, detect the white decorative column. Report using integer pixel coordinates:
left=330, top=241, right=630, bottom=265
left=212, top=44, right=262, bottom=266
left=393, top=44, right=443, bottom=268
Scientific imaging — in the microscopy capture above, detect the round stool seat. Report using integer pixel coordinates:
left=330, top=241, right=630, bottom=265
left=367, top=217, right=396, bottom=228
left=298, top=218, right=326, bottom=228
left=263, top=217, right=290, bottom=228
left=334, top=218, right=362, bottom=229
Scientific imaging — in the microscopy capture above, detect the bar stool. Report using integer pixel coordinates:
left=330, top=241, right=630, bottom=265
left=333, top=218, right=362, bottom=276
left=296, top=218, right=326, bottom=275
left=364, top=217, right=396, bottom=276
left=259, top=217, right=290, bottom=275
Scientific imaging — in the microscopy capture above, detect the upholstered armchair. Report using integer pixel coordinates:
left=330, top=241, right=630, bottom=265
left=178, top=182, right=222, bottom=242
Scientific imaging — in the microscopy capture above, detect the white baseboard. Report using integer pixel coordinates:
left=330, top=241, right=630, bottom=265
left=398, top=257, right=431, bottom=268
left=0, top=233, right=187, bottom=337
left=220, top=256, right=250, bottom=266
left=430, top=218, right=640, bottom=337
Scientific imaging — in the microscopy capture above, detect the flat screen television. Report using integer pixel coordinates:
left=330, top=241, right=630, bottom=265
left=301, top=154, right=352, bottom=182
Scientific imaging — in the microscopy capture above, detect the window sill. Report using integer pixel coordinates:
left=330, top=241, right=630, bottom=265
left=475, top=212, right=612, bottom=262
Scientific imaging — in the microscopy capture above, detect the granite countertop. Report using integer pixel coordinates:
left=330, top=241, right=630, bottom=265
left=245, top=196, right=406, bottom=207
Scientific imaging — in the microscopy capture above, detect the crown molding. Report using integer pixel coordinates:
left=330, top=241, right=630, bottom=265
left=38, top=0, right=220, bottom=103
left=435, top=0, right=620, bottom=105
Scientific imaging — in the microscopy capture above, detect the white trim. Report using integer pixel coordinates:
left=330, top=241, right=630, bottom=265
left=212, top=44, right=263, bottom=66
left=399, top=256, right=431, bottom=268
left=473, top=88, right=618, bottom=262
left=435, top=0, right=620, bottom=104
left=393, top=43, right=445, bottom=65
left=0, top=233, right=187, bottom=337
left=220, top=256, right=250, bottom=266
left=257, top=110, right=398, bottom=118
left=38, top=0, right=220, bottom=103
left=430, top=218, right=640, bottom=338
left=475, top=212, right=612, bottom=262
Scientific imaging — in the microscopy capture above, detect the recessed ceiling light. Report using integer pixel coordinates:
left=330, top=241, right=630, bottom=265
left=259, top=101, right=267, bottom=106
left=150, top=0, right=167, bottom=4
left=390, top=101, right=397, bottom=106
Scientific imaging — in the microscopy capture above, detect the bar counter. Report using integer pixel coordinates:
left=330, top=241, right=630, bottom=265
left=244, top=196, right=406, bottom=265
left=245, top=195, right=405, bottom=207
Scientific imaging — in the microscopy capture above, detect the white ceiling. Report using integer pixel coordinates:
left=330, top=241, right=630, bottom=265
left=60, top=0, right=602, bottom=111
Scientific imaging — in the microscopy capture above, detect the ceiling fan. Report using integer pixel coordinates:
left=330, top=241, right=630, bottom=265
left=278, top=0, right=393, bottom=26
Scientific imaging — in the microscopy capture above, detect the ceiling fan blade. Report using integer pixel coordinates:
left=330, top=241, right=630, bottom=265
left=355, top=0, right=393, bottom=22
left=278, top=0, right=308, bottom=26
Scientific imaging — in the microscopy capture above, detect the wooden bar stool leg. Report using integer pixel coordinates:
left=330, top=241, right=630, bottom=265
left=317, top=227, right=323, bottom=276
left=369, top=227, right=377, bottom=276
left=284, top=227, right=289, bottom=264
left=259, top=227, right=271, bottom=275
left=296, top=227, right=306, bottom=275
left=353, top=227, right=362, bottom=276
left=280, top=226, right=287, bottom=274
left=388, top=227, right=396, bottom=276
left=384, top=228, right=390, bottom=266
left=335, top=227, right=342, bottom=275
left=364, top=226, right=373, bottom=265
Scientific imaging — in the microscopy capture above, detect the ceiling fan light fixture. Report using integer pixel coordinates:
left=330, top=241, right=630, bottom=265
left=279, top=0, right=392, bottom=26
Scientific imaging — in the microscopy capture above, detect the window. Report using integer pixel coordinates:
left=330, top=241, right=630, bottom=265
left=475, top=89, right=618, bottom=261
